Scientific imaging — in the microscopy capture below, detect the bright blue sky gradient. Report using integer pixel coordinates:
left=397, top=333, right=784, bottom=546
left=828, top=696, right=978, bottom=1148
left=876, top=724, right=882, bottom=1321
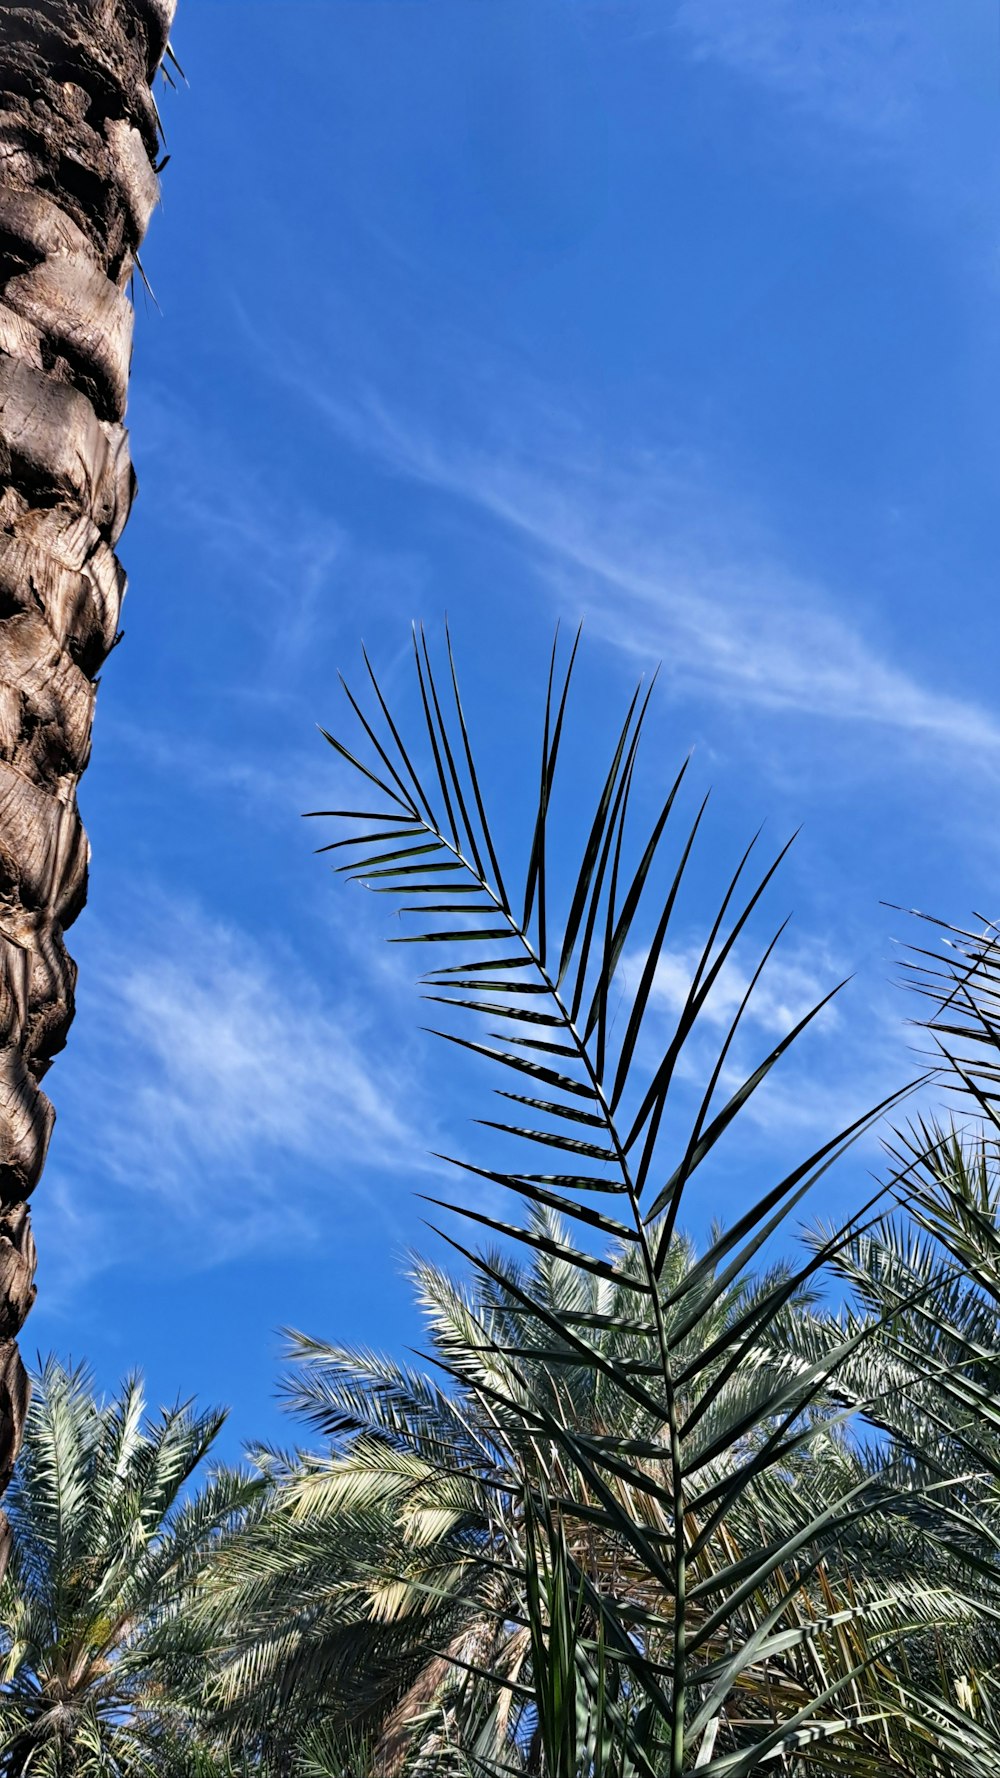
left=25, top=0, right=1000, bottom=1460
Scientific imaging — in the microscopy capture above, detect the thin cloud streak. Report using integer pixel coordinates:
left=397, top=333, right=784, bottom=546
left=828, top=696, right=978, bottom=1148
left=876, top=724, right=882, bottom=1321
left=39, top=891, right=434, bottom=1299
left=668, top=0, right=1000, bottom=263
left=289, top=370, right=1000, bottom=764
left=638, top=936, right=845, bottom=1039
left=618, top=929, right=894, bottom=1150
left=134, top=382, right=349, bottom=675
left=670, top=1, right=924, bottom=144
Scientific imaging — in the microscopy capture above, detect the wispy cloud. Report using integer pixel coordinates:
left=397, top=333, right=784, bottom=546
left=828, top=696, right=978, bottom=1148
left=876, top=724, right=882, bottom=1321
left=640, top=935, right=845, bottom=1039
left=133, top=381, right=429, bottom=708
left=100, top=717, right=338, bottom=833
left=109, top=912, right=413, bottom=1194
left=667, top=0, right=1000, bottom=252
left=670, top=1, right=924, bottom=144
left=121, top=378, right=431, bottom=815
left=40, top=891, right=433, bottom=1299
left=615, top=924, right=897, bottom=1154
left=284, top=368, right=1000, bottom=766
left=135, top=383, right=351, bottom=677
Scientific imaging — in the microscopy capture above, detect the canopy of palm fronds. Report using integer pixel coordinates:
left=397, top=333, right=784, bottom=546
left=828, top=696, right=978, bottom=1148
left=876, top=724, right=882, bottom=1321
left=0, top=1359, right=259, bottom=1778
left=11, top=637, right=1000, bottom=1778
left=205, top=1228, right=983, bottom=1778
left=193, top=630, right=1000, bottom=1778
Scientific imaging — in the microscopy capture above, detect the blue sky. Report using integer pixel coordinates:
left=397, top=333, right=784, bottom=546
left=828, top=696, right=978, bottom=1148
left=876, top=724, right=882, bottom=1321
left=24, top=0, right=1000, bottom=1461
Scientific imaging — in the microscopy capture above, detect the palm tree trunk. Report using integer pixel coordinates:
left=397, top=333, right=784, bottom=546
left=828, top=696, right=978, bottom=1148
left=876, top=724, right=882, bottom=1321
left=0, top=0, right=176, bottom=1559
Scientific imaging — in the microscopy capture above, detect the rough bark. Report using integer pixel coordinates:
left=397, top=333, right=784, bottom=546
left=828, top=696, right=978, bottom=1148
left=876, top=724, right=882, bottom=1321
left=0, top=0, right=176, bottom=1570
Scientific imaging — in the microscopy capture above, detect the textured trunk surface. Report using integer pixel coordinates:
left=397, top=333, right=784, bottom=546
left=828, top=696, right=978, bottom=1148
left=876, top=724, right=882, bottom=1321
left=0, top=0, right=175, bottom=1558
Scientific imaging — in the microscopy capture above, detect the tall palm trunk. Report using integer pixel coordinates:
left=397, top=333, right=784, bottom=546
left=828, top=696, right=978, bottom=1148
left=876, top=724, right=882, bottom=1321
left=0, top=0, right=176, bottom=1551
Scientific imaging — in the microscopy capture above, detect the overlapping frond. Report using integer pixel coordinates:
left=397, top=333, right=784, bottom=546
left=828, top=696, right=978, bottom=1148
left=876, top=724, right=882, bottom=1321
left=0, top=1360, right=255, bottom=1777
left=300, top=628, right=937, bottom=1776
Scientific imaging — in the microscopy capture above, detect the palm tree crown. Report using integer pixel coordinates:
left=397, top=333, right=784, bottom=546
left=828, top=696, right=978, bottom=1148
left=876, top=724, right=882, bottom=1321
left=0, top=1358, right=257, bottom=1777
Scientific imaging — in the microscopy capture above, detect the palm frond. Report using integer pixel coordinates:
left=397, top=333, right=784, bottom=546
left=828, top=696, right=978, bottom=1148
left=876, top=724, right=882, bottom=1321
left=302, top=628, right=933, bottom=1775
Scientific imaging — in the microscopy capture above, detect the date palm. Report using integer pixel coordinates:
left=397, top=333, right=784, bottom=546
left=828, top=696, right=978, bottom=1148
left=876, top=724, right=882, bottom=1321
left=0, top=0, right=177, bottom=1522
left=202, top=1231, right=800, bottom=1754
left=0, top=1356, right=259, bottom=1777
left=208, top=1233, right=965, bottom=1778
left=199, top=629, right=973, bottom=1776
left=803, top=913, right=1000, bottom=1778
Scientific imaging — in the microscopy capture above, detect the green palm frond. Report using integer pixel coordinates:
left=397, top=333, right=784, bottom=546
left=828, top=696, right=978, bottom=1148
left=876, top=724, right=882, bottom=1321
left=0, top=1358, right=258, bottom=1777
left=195, top=637, right=999, bottom=1777
left=297, top=627, right=938, bottom=1776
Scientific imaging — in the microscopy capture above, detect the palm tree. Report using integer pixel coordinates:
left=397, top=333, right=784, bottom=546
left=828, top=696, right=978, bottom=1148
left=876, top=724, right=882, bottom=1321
left=0, top=1356, right=259, bottom=1777
left=201, top=628, right=971, bottom=1776
left=0, top=1, right=178, bottom=1517
left=800, top=911, right=1000, bottom=1778
left=207, top=1233, right=959, bottom=1777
